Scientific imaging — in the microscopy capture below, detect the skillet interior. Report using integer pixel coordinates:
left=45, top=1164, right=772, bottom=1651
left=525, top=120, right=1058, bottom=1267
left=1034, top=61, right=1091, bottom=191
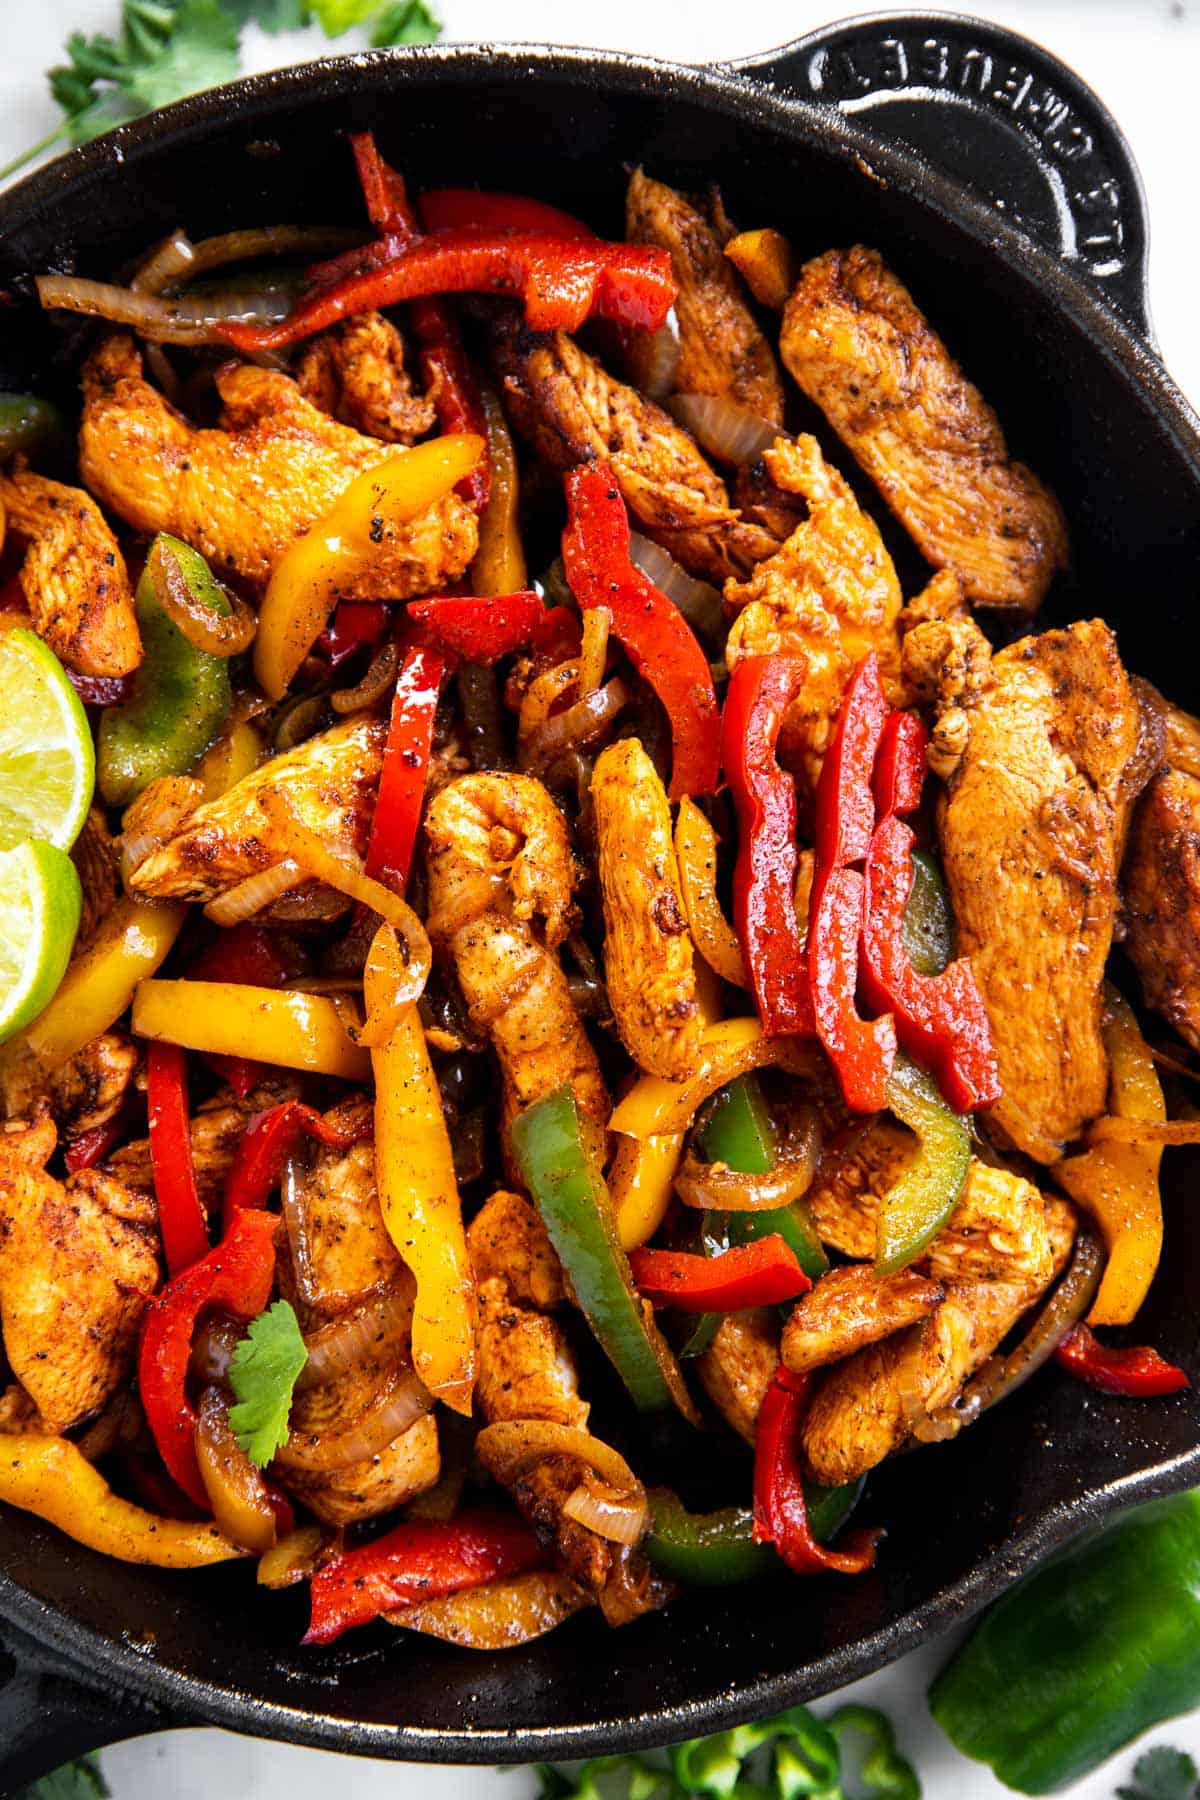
left=1, top=42, right=1200, bottom=1761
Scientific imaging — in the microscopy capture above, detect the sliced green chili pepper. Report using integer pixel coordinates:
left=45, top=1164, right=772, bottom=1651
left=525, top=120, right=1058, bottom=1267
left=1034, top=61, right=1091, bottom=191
left=902, top=849, right=954, bottom=977
left=645, top=1482, right=863, bottom=1586
left=875, top=1051, right=970, bottom=1274
left=699, top=1073, right=776, bottom=1174
left=0, top=393, right=71, bottom=467
left=930, top=1491, right=1200, bottom=1794
left=98, top=534, right=232, bottom=808
left=827, top=1706, right=922, bottom=1800
left=511, top=1083, right=694, bottom=1418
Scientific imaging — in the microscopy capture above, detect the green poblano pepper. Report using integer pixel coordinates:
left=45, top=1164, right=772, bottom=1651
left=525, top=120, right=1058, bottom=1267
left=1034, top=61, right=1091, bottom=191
left=930, top=1491, right=1200, bottom=1793
left=98, top=534, right=233, bottom=808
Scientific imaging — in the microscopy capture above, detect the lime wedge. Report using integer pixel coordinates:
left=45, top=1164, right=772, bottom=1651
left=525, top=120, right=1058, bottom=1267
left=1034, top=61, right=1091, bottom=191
left=0, top=840, right=82, bottom=1045
left=0, top=627, right=95, bottom=851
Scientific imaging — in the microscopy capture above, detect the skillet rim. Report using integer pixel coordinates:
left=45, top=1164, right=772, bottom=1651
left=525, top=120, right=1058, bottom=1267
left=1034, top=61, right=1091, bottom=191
left=1, top=34, right=1199, bottom=1760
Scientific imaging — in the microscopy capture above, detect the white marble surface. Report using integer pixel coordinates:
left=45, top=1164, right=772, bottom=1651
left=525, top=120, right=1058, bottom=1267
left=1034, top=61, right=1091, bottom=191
left=3, top=3, right=1200, bottom=1794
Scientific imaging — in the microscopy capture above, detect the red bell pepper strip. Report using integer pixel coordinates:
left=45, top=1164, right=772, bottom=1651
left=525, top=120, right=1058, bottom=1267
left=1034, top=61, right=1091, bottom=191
left=752, top=1365, right=880, bottom=1575
left=561, top=464, right=719, bottom=800
left=223, top=1100, right=371, bottom=1230
left=146, top=1041, right=209, bottom=1277
left=63, top=1117, right=125, bottom=1174
left=304, top=1511, right=543, bottom=1644
left=365, top=641, right=446, bottom=893
left=137, top=1207, right=280, bottom=1509
left=188, top=923, right=298, bottom=989
left=721, top=654, right=814, bottom=1038
left=66, top=671, right=132, bottom=708
left=529, top=605, right=583, bottom=664
left=1055, top=1324, right=1189, bottom=1397
left=201, top=1055, right=265, bottom=1100
left=629, top=1236, right=812, bottom=1312
left=872, top=710, right=928, bottom=818
left=420, top=188, right=596, bottom=239
left=815, top=653, right=890, bottom=871
left=316, top=600, right=391, bottom=669
left=407, top=592, right=544, bottom=662
left=222, top=231, right=677, bottom=354
left=860, top=814, right=999, bottom=1111
left=809, top=866, right=896, bottom=1113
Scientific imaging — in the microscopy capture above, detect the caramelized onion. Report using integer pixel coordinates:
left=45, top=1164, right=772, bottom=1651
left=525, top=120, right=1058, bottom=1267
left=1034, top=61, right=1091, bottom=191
left=668, top=394, right=781, bottom=466
left=204, top=858, right=305, bottom=926
left=150, top=537, right=257, bottom=657
left=296, top=1287, right=416, bottom=1392
left=190, top=1313, right=245, bottom=1386
left=273, top=1364, right=435, bottom=1471
left=518, top=660, right=579, bottom=741
left=577, top=606, right=611, bottom=701
left=627, top=533, right=725, bottom=648
left=36, top=274, right=292, bottom=345
left=563, top=1471, right=648, bottom=1545
left=185, top=225, right=358, bottom=279
left=274, top=694, right=330, bottom=752
left=132, top=229, right=197, bottom=297
left=520, top=678, right=630, bottom=775
left=476, top=1420, right=640, bottom=1495
left=385, top=1568, right=592, bottom=1647
left=676, top=1104, right=821, bottom=1211
left=331, top=641, right=399, bottom=714
left=627, top=306, right=681, bottom=400
left=257, top=1524, right=324, bottom=1589
left=195, top=1385, right=278, bottom=1554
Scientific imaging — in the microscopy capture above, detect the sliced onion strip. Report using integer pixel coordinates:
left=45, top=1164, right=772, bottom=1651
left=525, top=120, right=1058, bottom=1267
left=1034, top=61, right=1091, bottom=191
left=331, top=642, right=399, bottom=714
left=204, top=858, right=305, bottom=926
left=628, top=533, right=725, bottom=649
left=520, top=678, right=629, bottom=775
left=36, top=274, right=292, bottom=345
left=274, top=1364, right=435, bottom=1471
left=668, top=393, right=782, bottom=466
left=475, top=1420, right=640, bottom=1495
left=577, top=606, right=611, bottom=701
left=563, top=1472, right=648, bottom=1545
left=296, top=1286, right=416, bottom=1392
left=150, top=536, right=257, bottom=657
left=676, top=1104, right=821, bottom=1211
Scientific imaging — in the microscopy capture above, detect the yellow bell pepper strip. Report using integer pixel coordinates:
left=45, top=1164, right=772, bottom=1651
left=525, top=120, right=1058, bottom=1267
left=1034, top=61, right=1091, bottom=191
left=470, top=384, right=527, bottom=596
left=132, top=979, right=371, bottom=1081
left=722, top=228, right=797, bottom=310
left=13, top=894, right=184, bottom=1072
left=253, top=434, right=485, bottom=701
left=197, top=715, right=264, bottom=801
left=1056, top=987, right=1165, bottom=1327
left=674, top=797, right=748, bottom=987
left=609, top=1017, right=816, bottom=1141
left=366, top=928, right=475, bottom=1415
left=0, top=1434, right=244, bottom=1567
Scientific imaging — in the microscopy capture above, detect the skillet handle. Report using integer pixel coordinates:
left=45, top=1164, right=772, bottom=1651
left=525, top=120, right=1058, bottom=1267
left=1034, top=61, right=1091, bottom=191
left=0, top=1614, right=192, bottom=1794
left=728, top=10, right=1153, bottom=342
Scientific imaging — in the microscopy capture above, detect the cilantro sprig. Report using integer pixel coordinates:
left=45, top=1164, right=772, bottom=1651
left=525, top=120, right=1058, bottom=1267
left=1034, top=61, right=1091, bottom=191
left=228, top=1297, right=308, bottom=1467
left=0, top=0, right=441, bottom=185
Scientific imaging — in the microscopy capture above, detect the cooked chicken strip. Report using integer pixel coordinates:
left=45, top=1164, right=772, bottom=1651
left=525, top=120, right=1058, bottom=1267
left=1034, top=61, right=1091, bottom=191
left=127, top=715, right=383, bottom=907
left=283, top=1412, right=440, bottom=1526
left=0, top=1118, right=158, bottom=1432
left=625, top=170, right=784, bottom=423
left=592, top=738, right=701, bottom=1079
left=1123, top=767, right=1200, bottom=1052
left=697, top=1307, right=780, bottom=1444
left=425, top=774, right=608, bottom=1130
left=487, top=312, right=778, bottom=583
left=70, top=808, right=121, bottom=950
left=724, top=435, right=903, bottom=789
left=807, top=1118, right=915, bottom=1261
left=926, top=617, right=1156, bottom=1160
left=47, top=1031, right=139, bottom=1137
left=468, top=1188, right=569, bottom=1311
left=296, top=311, right=435, bottom=444
left=80, top=334, right=476, bottom=592
left=781, top=1265, right=944, bottom=1375
left=285, top=1107, right=403, bottom=1318
left=108, top=1078, right=297, bottom=1214
left=467, top=1192, right=588, bottom=1431
left=0, top=470, right=140, bottom=677
left=780, top=247, right=1068, bottom=611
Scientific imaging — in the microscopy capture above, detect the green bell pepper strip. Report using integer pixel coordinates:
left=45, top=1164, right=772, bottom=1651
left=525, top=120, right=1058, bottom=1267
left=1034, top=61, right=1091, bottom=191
left=726, top=1202, right=829, bottom=1282
left=903, top=849, right=954, bottom=978
left=510, top=1083, right=696, bottom=1420
left=98, top=534, right=232, bottom=808
left=930, top=1490, right=1200, bottom=1795
left=645, top=1482, right=864, bottom=1586
left=0, top=393, right=71, bottom=467
left=699, top=1073, right=777, bottom=1173
left=875, top=1051, right=970, bottom=1274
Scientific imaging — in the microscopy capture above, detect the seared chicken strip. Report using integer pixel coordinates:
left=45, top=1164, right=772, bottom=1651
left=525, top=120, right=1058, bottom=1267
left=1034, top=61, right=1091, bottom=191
left=296, top=311, right=436, bottom=444
left=592, top=738, right=701, bottom=1079
left=625, top=170, right=784, bottom=424
left=780, top=247, right=1068, bottom=611
left=0, top=470, right=140, bottom=677
left=0, top=1116, right=158, bottom=1432
left=920, top=616, right=1157, bottom=1160
left=2, top=1029, right=139, bottom=1138
left=80, top=334, right=476, bottom=592
left=781, top=1265, right=944, bottom=1376
left=128, top=716, right=384, bottom=911
left=724, top=435, right=904, bottom=789
left=109, top=1078, right=297, bottom=1215
left=468, top=1191, right=588, bottom=1431
left=697, top=1307, right=780, bottom=1444
left=487, top=312, right=778, bottom=583
left=803, top=1196, right=1077, bottom=1483
left=425, top=773, right=608, bottom=1131
left=70, top=808, right=121, bottom=950
left=1123, top=767, right=1200, bottom=1052
left=283, top=1101, right=402, bottom=1318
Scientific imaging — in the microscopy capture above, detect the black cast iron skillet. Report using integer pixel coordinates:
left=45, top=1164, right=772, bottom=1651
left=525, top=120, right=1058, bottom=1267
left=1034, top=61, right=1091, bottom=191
left=0, top=10, right=1199, bottom=1788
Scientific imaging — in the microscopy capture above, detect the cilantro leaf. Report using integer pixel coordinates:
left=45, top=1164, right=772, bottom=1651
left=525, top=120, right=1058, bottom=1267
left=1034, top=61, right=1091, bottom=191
left=228, top=1298, right=307, bottom=1467
left=46, top=0, right=239, bottom=150
left=12, top=1754, right=109, bottom=1800
left=1118, top=1748, right=1200, bottom=1800
left=222, top=0, right=310, bottom=30
left=369, top=0, right=441, bottom=47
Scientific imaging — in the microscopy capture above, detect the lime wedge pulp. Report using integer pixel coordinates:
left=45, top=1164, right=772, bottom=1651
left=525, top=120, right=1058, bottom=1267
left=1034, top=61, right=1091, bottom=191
left=0, top=840, right=82, bottom=1045
left=0, top=627, right=95, bottom=851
